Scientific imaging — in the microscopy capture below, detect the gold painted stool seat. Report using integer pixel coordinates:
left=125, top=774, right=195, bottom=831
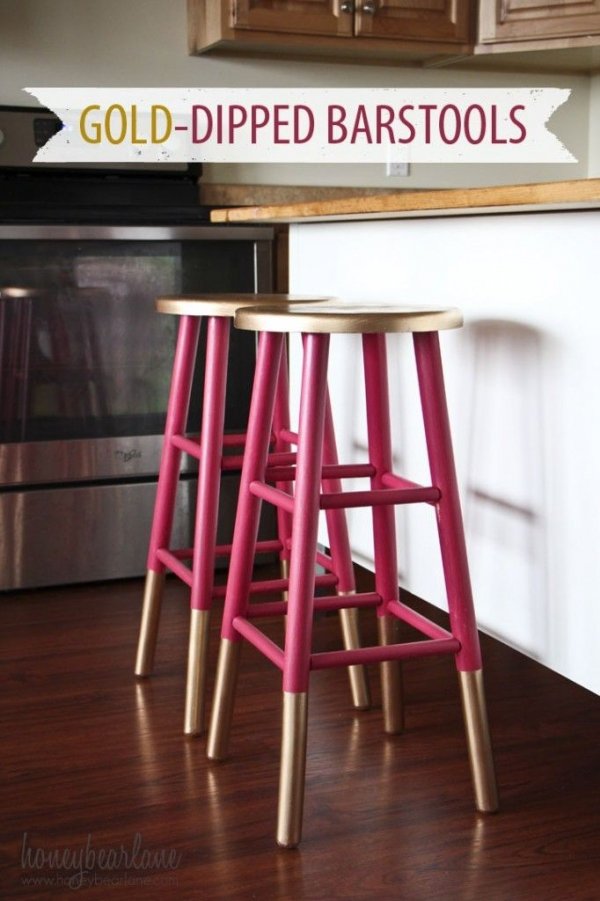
left=156, top=293, right=326, bottom=318
left=235, top=302, right=463, bottom=334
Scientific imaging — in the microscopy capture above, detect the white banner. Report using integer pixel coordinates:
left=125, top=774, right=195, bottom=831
left=25, top=87, right=575, bottom=164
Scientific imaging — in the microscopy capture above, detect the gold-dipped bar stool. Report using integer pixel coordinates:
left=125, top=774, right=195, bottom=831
left=135, top=294, right=370, bottom=736
left=208, top=301, right=498, bottom=848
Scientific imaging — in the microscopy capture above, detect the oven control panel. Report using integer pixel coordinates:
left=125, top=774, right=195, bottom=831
left=33, top=115, right=63, bottom=148
left=0, top=105, right=190, bottom=173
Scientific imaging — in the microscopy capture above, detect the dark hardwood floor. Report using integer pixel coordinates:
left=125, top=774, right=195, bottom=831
left=1, top=570, right=598, bottom=900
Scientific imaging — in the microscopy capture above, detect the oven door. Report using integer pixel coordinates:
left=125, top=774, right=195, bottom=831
left=0, top=224, right=273, bottom=589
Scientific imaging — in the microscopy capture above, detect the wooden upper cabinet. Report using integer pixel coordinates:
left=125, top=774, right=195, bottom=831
left=356, top=0, right=470, bottom=44
left=479, top=0, right=600, bottom=42
left=190, top=0, right=600, bottom=65
left=188, top=0, right=473, bottom=60
left=232, top=0, right=353, bottom=37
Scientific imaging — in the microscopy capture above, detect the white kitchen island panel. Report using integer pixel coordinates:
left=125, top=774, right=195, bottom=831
left=288, top=211, right=600, bottom=695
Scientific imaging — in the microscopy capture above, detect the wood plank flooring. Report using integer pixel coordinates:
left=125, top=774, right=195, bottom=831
left=1, top=572, right=599, bottom=899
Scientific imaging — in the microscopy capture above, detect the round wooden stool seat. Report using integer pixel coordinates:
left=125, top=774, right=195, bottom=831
left=235, top=302, right=463, bottom=334
left=156, top=294, right=329, bottom=318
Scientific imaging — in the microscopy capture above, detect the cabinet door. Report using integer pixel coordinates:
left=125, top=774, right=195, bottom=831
left=233, top=0, right=353, bottom=36
left=355, top=0, right=471, bottom=43
left=479, top=0, right=600, bottom=42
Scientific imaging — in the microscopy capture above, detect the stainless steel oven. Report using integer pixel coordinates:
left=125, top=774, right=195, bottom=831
left=0, top=107, right=274, bottom=590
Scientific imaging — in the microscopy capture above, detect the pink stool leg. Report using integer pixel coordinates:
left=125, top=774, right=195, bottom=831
left=413, top=330, right=498, bottom=812
left=184, top=316, right=231, bottom=736
left=272, top=342, right=293, bottom=583
left=322, top=393, right=371, bottom=710
left=278, top=332, right=330, bottom=849
left=207, top=331, right=285, bottom=761
left=362, top=333, right=404, bottom=734
left=135, top=315, right=201, bottom=677
left=274, top=339, right=369, bottom=710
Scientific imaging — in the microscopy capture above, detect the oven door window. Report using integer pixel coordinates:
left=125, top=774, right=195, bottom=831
left=0, top=240, right=256, bottom=444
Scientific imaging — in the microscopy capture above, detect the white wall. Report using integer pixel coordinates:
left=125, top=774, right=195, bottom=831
left=0, top=0, right=593, bottom=187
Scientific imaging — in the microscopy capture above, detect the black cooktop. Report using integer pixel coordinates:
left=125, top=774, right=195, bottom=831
left=0, top=171, right=214, bottom=224
left=0, top=106, right=212, bottom=224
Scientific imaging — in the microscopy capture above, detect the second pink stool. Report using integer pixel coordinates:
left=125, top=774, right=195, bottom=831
left=134, top=294, right=370, bottom=735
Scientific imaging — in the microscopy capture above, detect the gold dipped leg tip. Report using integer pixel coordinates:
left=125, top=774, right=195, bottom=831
left=459, top=669, right=499, bottom=813
left=378, top=615, right=404, bottom=734
left=184, top=609, right=211, bottom=736
left=134, top=570, right=165, bottom=677
left=207, top=638, right=242, bottom=761
left=338, top=600, right=371, bottom=710
left=276, top=692, right=308, bottom=849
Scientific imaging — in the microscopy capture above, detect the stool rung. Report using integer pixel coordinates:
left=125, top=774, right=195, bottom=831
left=157, top=539, right=286, bottom=592
left=315, top=548, right=334, bottom=571
left=156, top=549, right=192, bottom=587
left=212, top=571, right=339, bottom=599
left=279, top=428, right=299, bottom=445
left=170, top=434, right=247, bottom=467
left=221, top=455, right=244, bottom=471
left=250, top=481, right=294, bottom=513
left=175, top=432, right=247, bottom=449
left=320, top=486, right=441, bottom=510
left=387, top=599, right=455, bottom=642
left=164, top=547, right=194, bottom=560
left=223, top=432, right=247, bottom=448
left=171, top=434, right=202, bottom=459
left=163, top=538, right=283, bottom=561
left=216, top=538, right=284, bottom=558
left=311, top=637, right=460, bottom=670
left=251, top=482, right=440, bottom=512
left=246, top=591, right=382, bottom=619
left=233, top=617, right=285, bottom=670
left=266, top=451, right=297, bottom=466
left=265, top=462, right=376, bottom=482
left=381, top=472, right=440, bottom=506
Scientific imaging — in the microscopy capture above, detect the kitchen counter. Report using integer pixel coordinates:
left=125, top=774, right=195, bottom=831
left=211, top=178, right=600, bottom=223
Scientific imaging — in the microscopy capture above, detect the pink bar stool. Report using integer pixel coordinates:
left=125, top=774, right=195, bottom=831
left=207, top=302, right=498, bottom=848
left=134, top=294, right=370, bottom=736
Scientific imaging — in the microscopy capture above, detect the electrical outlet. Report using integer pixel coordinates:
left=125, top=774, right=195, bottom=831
left=386, top=160, right=410, bottom=177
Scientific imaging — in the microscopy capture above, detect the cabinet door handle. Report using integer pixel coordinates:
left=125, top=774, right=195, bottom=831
left=340, top=1, right=354, bottom=11
left=362, top=1, right=377, bottom=12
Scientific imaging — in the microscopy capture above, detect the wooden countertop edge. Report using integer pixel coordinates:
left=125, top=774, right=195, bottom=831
left=199, top=183, right=400, bottom=207
left=210, top=178, right=600, bottom=223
